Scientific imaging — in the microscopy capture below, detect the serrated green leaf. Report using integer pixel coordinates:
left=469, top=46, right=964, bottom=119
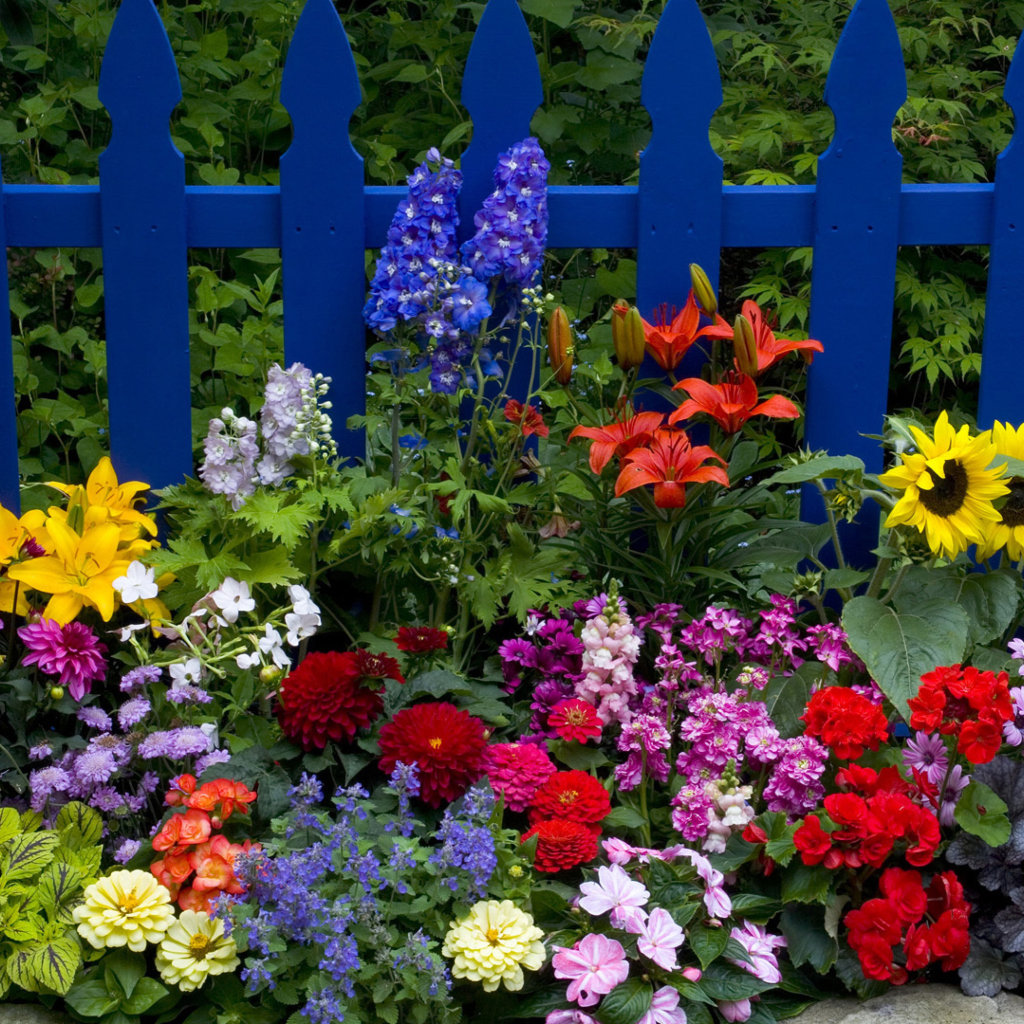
left=25, top=933, right=81, bottom=994
left=36, top=859, right=83, bottom=916
left=766, top=456, right=864, bottom=485
left=55, top=801, right=103, bottom=848
left=780, top=862, right=832, bottom=905
left=3, top=831, right=58, bottom=881
left=0, top=806, right=22, bottom=845
left=780, top=904, right=838, bottom=972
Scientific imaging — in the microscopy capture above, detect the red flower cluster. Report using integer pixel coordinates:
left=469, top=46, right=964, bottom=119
left=521, top=770, right=609, bottom=873
left=277, top=650, right=399, bottom=751
left=908, top=664, right=1013, bottom=764
left=151, top=776, right=260, bottom=912
left=548, top=699, right=602, bottom=743
left=504, top=400, right=549, bottom=438
left=845, top=868, right=971, bottom=984
left=378, top=701, right=488, bottom=808
left=801, top=686, right=890, bottom=760
left=395, top=626, right=449, bottom=654
left=793, top=766, right=940, bottom=870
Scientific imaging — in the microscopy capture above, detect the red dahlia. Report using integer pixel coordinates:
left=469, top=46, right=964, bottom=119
left=377, top=701, right=488, bottom=808
left=801, top=686, right=890, bottom=760
left=522, top=818, right=598, bottom=873
left=528, top=770, right=611, bottom=828
left=353, top=649, right=405, bottom=685
left=548, top=699, right=602, bottom=743
left=277, top=651, right=383, bottom=751
left=395, top=626, right=449, bottom=654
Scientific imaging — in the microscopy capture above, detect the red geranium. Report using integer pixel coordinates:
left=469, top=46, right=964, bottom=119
left=528, top=770, right=611, bottom=828
left=801, top=686, right=890, bottom=760
left=505, top=400, right=549, bottom=438
left=522, top=818, right=598, bottom=873
left=377, top=701, right=488, bottom=808
left=277, top=651, right=385, bottom=751
left=548, top=699, right=602, bottom=743
left=395, top=626, right=449, bottom=654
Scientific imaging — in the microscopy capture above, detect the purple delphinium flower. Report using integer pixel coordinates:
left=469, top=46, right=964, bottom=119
left=903, top=730, right=949, bottom=784
left=256, top=362, right=314, bottom=486
left=166, top=682, right=213, bottom=705
left=77, top=706, right=112, bottom=732
left=19, top=619, right=107, bottom=701
left=199, top=411, right=259, bottom=509
left=117, top=696, right=151, bottom=730
left=120, top=664, right=162, bottom=693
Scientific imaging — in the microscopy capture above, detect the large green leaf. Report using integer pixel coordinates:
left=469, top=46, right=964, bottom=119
left=954, top=781, right=1011, bottom=847
left=65, top=976, right=121, bottom=1018
left=841, top=596, right=970, bottom=721
left=0, top=806, right=22, bottom=845
left=36, top=860, right=83, bottom=916
left=122, top=976, right=170, bottom=1014
left=2, top=832, right=59, bottom=881
left=25, top=933, right=81, bottom=995
left=780, top=905, right=838, bottom=972
left=55, top=801, right=103, bottom=849
left=765, top=455, right=865, bottom=485
left=595, top=977, right=652, bottom=1024
left=902, top=570, right=1020, bottom=647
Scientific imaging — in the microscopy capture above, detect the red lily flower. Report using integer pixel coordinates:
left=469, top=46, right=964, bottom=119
left=641, top=290, right=728, bottom=373
left=568, top=410, right=665, bottom=474
left=615, top=429, right=729, bottom=509
left=702, top=300, right=824, bottom=374
left=504, top=399, right=549, bottom=438
left=669, top=372, right=801, bottom=433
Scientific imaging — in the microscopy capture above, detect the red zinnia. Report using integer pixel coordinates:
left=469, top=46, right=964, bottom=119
left=395, top=626, right=449, bottom=654
left=377, top=701, right=488, bottom=808
left=528, top=770, right=611, bottom=828
left=548, top=699, right=603, bottom=743
left=484, top=742, right=556, bottom=812
left=277, top=651, right=384, bottom=751
left=801, top=686, right=890, bottom=760
left=504, top=400, right=549, bottom=438
left=522, top=818, right=598, bottom=873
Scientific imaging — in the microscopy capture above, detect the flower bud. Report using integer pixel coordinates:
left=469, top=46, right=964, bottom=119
left=547, top=306, right=574, bottom=385
left=733, top=313, right=758, bottom=377
left=689, top=263, right=717, bottom=316
left=682, top=967, right=702, bottom=983
left=260, top=665, right=284, bottom=686
left=612, top=302, right=646, bottom=371
left=49, top=686, right=64, bottom=700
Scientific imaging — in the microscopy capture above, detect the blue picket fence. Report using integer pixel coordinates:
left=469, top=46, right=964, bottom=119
left=1, top=0, right=1022, bottom=523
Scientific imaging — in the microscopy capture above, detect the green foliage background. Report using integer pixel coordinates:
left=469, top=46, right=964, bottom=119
left=0, top=0, right=1019, bottom=485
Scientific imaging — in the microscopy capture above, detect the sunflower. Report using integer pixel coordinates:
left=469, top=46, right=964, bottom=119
left=879, top=411, right=1008, bottom=560
left=976, top=421, right=1024, bottom=561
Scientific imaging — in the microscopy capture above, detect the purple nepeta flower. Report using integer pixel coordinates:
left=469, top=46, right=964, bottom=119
left=137, top=727, right=212, bottom=760
left=903, top=730, right=949, bottom=784
left=120, top=664, right=162, bottom=693
left=77, top=706, right=112, bottom=732
left=19, top=619, right=107, bottom=701
left=114, top=838, right=141, bottom=864
left=117, top=696, right=151, bottom=730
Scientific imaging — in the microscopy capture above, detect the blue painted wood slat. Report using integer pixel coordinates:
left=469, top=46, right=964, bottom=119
left=279, top=0, right=365, bottom=460
left=978, top=46, right=1024, bottom=429
left=97, top=0, right=191, bottom=493
left=0, top=154, right=19, bottom=511
left=803, top=0, right=906, bottom=566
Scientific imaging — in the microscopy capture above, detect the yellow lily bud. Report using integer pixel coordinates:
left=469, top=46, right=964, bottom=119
left=613, top=303, right=646, bottom=371
left=733, top=313, right=758, bottom=377
left=65, top=492, right=86, bottom=535
left=547, top=307, right=574, bottom=385
left=689, top=263, right=717, bottom=316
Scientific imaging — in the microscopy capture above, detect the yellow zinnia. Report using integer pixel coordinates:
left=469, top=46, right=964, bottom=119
left=74, top=870, right=175, bottom=951
left=879, top=411, right=1008, bottom=560
left=977, top=421, right=1024, bottom=561
left=442, top=899, right=546, bottom=992
left=155, top=910, right=240, bottom=992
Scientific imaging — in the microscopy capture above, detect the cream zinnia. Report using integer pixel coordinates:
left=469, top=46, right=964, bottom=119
left=156, top=910, right=240, bottom=991
left=442, top=899, right=545, bottom=992
left=74, top=869, right=175, bottom=951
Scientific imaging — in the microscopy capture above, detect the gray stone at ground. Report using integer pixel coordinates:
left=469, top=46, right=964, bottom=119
left=0, top=1007, right=67, bottom=1024
left=795, top=984, right=1024, bottom=1024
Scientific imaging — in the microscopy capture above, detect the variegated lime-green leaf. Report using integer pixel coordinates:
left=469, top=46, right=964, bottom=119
left=6, top=947, right=40, bottom=992
left=25, top=933, right=81, bottom=995
left=3, top=910, right=43, bottom=942
left=2, top=832, right=58, bottom=881
left=19, top=810, right=43, bottom=834
left=57, top=844, right=102, bottom=882
left=55, top=802, right=103, bottom=849
left=0, top=807, right=21, bottom=845
left=37, top=860, right=83, bottom=916
left=0, top=963, right=10, bottom=999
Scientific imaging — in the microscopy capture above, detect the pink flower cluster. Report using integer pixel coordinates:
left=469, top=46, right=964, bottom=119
left=574, top=593, right=640, bottom=725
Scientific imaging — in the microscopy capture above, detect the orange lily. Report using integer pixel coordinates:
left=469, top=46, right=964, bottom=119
left=615, top=429, right=729, bottom=509
left=569, top=410, right=666, bottom=474
left=702, top=300, right=824, bottom=375
left=641, top=290, right=728, bottom=373
left=669, top=373, right=801, bottom=434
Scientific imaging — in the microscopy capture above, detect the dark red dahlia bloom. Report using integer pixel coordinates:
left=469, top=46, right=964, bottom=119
left=801, top=686, right=889, bottom=760
left=528, top=770, right=611, bottom=828
left=353, top=649, right=405, bottom=685
left=377, top=701, right=488, bottom=808
left=395, top=626, right=449, bottom=654
left=522, top=818, right=597, bottom=873
left=277, top=651, right=383, bottom=751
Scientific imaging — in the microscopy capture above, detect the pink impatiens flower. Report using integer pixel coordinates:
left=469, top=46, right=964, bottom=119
left=718, top=999, right=752, bottom=1022
left=545, top=1013, right=598, bottom=1024
left=18, top=618, right=107, bottom=701
left=638, top=986, right=689, bottom=1024
left=626, top=907, right=686, bottom=971
left=552, top=933, right=630, bottom=1008
left=578, top=864, right=650, bottom=927
left=729, top=920, right=787, bottom=984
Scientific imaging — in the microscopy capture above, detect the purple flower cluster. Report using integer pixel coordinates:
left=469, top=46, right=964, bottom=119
left=257, top=362, right=314, bottom=486
left=19, top=619, right=107, bottom=701
left=761, top=736, right=829, bottom=816
left=615, top=708, right=671, bottom=791
left=428, top=784, right=497, bottom=899
left=199, top=409, right=259, bottom=510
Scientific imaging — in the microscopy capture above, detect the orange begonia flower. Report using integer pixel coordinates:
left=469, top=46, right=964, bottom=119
left=669, top=373, right=801, bottom=434
left=615, top=430, right=730, bottom=509
left=640, top=291, right=728, bottom=373
left=568, top=411, right=666, bottom=474
left=702, top=300, right=824, bottom=375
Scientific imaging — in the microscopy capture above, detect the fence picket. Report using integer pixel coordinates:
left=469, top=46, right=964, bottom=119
left=0, top=153, right=18, bottom=511
left=637, top=0, right=723, bottom=323
left=97, top=0, right=191, bottom=493
left=280, top=0, right=365, bottom=460
left=803, top=0, right=906, bottom=565
left=978, top=48, right=1024, bottom=429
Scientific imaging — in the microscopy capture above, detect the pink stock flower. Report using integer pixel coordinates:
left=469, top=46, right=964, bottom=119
left=578, top=864, right=650, bottom=927
left=18, top=618, right=107, bottom=701
left=552, top=933, right=630, bottom=1007
left=626, top=907, right=685, bottom=971
left=637, top=986, right=689, bottom=1024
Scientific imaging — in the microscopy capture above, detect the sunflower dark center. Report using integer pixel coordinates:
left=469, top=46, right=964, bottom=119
left=919, top=460, right=968, bottom=518
left=1001, top=477, right=1024, bottom=527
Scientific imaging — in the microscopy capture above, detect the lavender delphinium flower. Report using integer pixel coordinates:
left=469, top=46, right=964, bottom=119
left=199, top=409, right=259, bottom=509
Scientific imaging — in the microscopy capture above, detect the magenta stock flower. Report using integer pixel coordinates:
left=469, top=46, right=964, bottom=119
left=19, top=618, right=107, bottom=700
left=552, top=933, right=629, bottom=1007
left=578, top=864, right=649, bottom=927
left=626, top=907, right=685, bottom=971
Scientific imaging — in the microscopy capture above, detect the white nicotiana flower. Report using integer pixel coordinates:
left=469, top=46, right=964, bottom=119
left=114, top=622, right=150, bottom=642
left=199, top=723, right=219, bottom=752
left=236, top=652, right=260, bottom=670
left=287, top=584, right=319, bottom=616
left=258, top=625, right=290, bottom=669
left=112, top=561, right=159, bottom=604
left=285, top=610, right=320, bottom=647
left=209, top=578, right=255, bottom=624
left=169, top=658, right=203, bottom=687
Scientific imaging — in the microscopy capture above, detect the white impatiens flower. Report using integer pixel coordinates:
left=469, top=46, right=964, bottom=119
left=169, top=658, right=203, bottom=688
left=112, top=562, right=159, bottom=604
left=209, top=578, right=255, bottom=624
left=155, top=910, right=239, bottom=992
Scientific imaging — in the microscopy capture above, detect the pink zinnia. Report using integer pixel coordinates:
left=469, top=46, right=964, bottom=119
left=552, top=933, right=630, bottom=1008
left=483, top=742, right=555, bottom=812
left=19, top=619, right=107, bottom=700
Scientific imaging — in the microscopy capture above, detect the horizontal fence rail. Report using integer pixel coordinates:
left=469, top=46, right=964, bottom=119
left=1, top=0, right=1022, bottom=540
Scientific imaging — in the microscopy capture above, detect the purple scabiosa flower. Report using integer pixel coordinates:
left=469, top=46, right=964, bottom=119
left=117, top=696, right=151, bottom=730
left=28, top=765, right=71, bottom=811
left=19, top=619, right=107, bottom=701
left=89, top=786, right=127, bottom=814
left=139, top=772, right=160, bottom=793
left=76, top=706, right=112, bottom=732
left=71, top=748, right=118, bottom=789
left=137, top=727, right=212, bottom=761
left=120, top=664, right=162, bottom=693
left=195, top=749, right=233, bottom=775
left=114, top=838, right=141, bottom=864
left=903, top=730, right=949, bottom=784
left=29, top=743, right=52, bottom=761
left=166, top=682, right=213, bottom=705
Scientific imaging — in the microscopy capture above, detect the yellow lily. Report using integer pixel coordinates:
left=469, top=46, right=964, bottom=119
left=0, top=506, right=52, bottom=615
left=7, top=517, right=135, bottom=623
left=47, top=457, right=157, bottom=538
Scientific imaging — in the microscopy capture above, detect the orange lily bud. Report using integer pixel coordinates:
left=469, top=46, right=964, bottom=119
left=614, top=304, right=646, bottom=371
left=733, top=313, right=758, bottom=377
left=689, top=263, right=717, bottom=316
left=547, top=306, right=574, bottom=385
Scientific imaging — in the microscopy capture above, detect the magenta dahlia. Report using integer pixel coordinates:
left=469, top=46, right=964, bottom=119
left=19, top=618, right=107, bottom=700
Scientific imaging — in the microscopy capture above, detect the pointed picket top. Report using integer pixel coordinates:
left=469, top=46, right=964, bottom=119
left=459, top=0, right=543, bottom=226
left=0, top=152, right=18, bottom=512
left=97, top=0, right=181, bottom=150
left=821, top=0, right=906, bottom=151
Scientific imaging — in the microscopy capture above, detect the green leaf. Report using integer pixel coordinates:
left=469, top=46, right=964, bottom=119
left=55, top=801, right=103, bottom=847
left=104, top=948, right=146, bottom=1001
left=25, top=933, right=81, bottom=995
left=912, top=570, right=1020, bottom=647
left=841, top=596, right=970, bottom=721
left=553, top=740, right=609, bottom=770
left=780, top=862, right=832, bottom=904
left=520, top=0, right=576, bottom=28
left=689, top=922, right=730, bottom=969
left=406, top=669, right=466, bottom=699
left=65, top=975, right=123, bottom=1017
left=122, top=976, right=170, bottom=1014
left=765, top=456, right=865, bottom=485
left=0, top=806, right=22, bottom=844
left=780, top=905, right=838, bottom=972
left=36, top=859, right=83, bottom=916
left=763, top=662, right=820, bottom=738
left=2, top=831, right=58, bottom=881
left=698, top=963, right=773, bottom=1001
left=729, top=893, right=784, bottom=922
left=954, top=780, right=1011, bottom=847
left=602, top=806, right=647, bottom=830
left=595, top=977, right=652, bottom=1024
